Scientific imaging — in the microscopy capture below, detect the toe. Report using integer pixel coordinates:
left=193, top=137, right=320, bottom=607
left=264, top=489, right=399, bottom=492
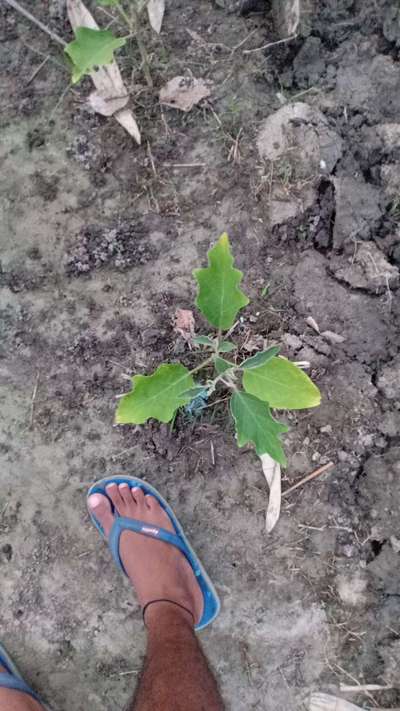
left=88, top=493, right=114, bottom=537
left=145, top=494, right=157, bottom=510
left=132, top=487, right=145, bottom=507
left=106, top=483, right=125, bottom=515
left=119, top=483, right=132, bottom=506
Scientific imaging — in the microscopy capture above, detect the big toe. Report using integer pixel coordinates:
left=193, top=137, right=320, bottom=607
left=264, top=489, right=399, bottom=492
left=88, top=493, right=114, bottom=537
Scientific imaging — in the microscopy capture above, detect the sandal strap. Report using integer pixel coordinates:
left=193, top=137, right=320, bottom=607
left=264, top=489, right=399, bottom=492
left=108, top=516, right=197, bottom=576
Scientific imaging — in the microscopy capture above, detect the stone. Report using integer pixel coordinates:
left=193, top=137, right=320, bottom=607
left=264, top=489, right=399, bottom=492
left=283, top=333, right=302, bottom=350
left=293, top=37, right=326, bottom=88
left=377, top=355, right=400, bottom=400
left=332, top=177, right=382, bottom=250
left=331, top=241, right=399, bottom=294
left=257, top=102, right=342, bottom=176
left=321, top=331, right=345, bottom=345
left=257, top=103, right=342, bottom=226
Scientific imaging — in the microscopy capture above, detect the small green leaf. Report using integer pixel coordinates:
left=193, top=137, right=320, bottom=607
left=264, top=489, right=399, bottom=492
left=241, top=345, right=280, bottom=370
left=218, top=341, right=237, bottom=353
left=180, top=386, right=207, bottom=399
left=65, top=27, right=126, bottom=84
left=115, top=364, right=194, bottom=424
left=243, top=356, right=321, bottom=410
left=194, top=233, right=249, bottom=330
left=193, top=335, right=215, bottom=347
left=214, top=356, right=233, bottom=375
left=97, top=0, right=118, bottom=5
left=230, top=391, right=288, bottom=465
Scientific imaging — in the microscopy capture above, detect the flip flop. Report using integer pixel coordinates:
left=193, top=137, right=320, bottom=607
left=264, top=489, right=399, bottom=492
left=0, top=643, right=44, bottom=707
left=87, top=476, right=221, bottom=631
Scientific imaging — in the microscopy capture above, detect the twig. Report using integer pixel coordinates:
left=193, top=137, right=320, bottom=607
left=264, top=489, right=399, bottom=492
left=163, top=162, right=206, bottom=168
left=147, top=141, right=157, bottom=177
left=210, top=441, right=215, bottom=466
left=26, top=55, right=50, bottom=85
left=282, top=462, right=335, bottom=498
left=340, top=684, right=393, bottom=692
left=243, top=34, right=297, bottom=55
left=4, top=0, right=67, bottom=46
left=230, top=29, right=258, bottom=52
left=29, top=373, right=40, bottom=429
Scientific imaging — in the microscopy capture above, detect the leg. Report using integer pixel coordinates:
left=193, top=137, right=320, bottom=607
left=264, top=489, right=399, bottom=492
left=131, top=603, right=224, bottom=711
left=0, top=668, right=45, bottom=711
left=88, top=483, right=225, bottom=711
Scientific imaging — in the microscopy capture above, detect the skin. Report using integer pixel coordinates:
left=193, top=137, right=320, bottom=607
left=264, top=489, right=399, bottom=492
left=0, top=483, right=224, bottom=711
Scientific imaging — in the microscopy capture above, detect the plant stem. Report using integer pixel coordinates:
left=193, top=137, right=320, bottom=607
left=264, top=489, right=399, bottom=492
left=115, top=0, right=153, bottom=87
left=131, top=5, right=153, bottom=87
left=115, top=0, right=132, bottom=29
left=189, top=356, right=214, bottom=376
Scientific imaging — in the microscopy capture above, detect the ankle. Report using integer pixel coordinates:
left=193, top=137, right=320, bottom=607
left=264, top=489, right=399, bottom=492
left=144, top=600, right=195, bottom=631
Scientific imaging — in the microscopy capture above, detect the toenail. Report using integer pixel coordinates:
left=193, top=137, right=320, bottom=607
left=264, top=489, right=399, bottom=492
left=89, top=494, right=104, bottom=507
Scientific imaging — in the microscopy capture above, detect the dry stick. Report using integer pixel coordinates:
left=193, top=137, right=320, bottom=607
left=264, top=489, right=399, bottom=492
left=243, top=34, right=297, bottom=55
left=282, top=461, right=335, bottom=498
left=4, top=0, right=67, bottom=46
left=29, top=373, right=40, bottom=429
left=26, top=55, right=50, bottom=85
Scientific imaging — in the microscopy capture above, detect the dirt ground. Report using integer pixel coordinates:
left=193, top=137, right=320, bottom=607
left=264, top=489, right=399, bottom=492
left=1, top=1, right=400, bottom=710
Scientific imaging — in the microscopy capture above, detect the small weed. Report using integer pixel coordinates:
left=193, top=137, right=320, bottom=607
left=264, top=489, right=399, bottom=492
left=115, top=233, right=321, bottom=467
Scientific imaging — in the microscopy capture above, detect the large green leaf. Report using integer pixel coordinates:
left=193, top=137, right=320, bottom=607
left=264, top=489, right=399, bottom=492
left=193, top=233, right=249, bottom=330
left=241, top=345, right=280, bottom=370
left=243, top=356, right=321, bottom=410
left=115, top=364, right=194, bottom=424
left=230, top=391, right=288, bottom=465
left=65, top=27, right=126, bottom=84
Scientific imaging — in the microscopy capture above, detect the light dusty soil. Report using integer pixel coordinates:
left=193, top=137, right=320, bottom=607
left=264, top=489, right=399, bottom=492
left=1, top=1, right=400, bottom=710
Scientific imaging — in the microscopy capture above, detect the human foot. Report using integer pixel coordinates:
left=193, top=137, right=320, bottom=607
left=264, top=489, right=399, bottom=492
left=88, top=484, right=203, bottom=625
left=0, top=665, right=44, bottom=711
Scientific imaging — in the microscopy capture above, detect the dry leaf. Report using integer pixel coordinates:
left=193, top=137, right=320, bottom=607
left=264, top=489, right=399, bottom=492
left=147, top=0, right=165, bottom=34
left=173, top=309, right=195, bottom=342
left=306, top=316, right=320, bottom=334
left=309, top=694, right=363, bottom=711
left=88, top=90, right=129, bottom=116
left=66, top=0, right=141, bottom=143
left=160, top=76, right=211, bottom=112
left=260, top=453, right=281, bottom=532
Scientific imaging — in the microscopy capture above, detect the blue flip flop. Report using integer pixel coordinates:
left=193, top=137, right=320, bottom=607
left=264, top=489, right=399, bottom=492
left=87, top=476, right=221, bottom=631
left=0, top=643, right=44, bottom=706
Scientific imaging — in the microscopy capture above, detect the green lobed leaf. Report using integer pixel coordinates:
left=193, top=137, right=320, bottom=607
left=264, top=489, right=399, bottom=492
left=193, top=335, right=215, bottom=347
left=243, top=356, right=321, bottom=410
left=230, top=391, right=288, bottom=465
left=115, top=364, right=194, bottom=424
left=218, top=341, right=237, bottom=353
left=65, top=27, right=126, bottom=84
left=214, top=356, right=233, bottom=375
left=193, top=233, right=249, bottom=331
left=241, top=345, right=280, bottom=370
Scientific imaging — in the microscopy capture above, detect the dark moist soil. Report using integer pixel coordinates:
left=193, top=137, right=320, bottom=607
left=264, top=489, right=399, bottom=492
left=1, top=1, right=400, bottom=710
